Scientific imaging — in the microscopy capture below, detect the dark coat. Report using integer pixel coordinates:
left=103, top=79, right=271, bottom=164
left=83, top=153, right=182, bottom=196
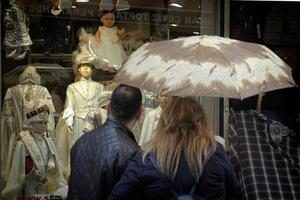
left=108, top=144, right=240, bottom=200
left=67, top=117, right=140, bottom=200
left=41, top=8, right=71, bottom=51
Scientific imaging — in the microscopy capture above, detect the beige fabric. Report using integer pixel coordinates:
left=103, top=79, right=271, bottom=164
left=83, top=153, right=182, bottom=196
left=138, top=106, right=161, bottom=147
left=115, top=35, right=296, bottom=98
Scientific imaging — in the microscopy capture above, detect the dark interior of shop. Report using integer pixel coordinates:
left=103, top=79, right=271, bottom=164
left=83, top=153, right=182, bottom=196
left=229, top=1, right=300, bottom=143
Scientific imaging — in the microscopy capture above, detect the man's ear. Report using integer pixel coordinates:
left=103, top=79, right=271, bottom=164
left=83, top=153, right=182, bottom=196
left=135, top=105, right=143, bottom=120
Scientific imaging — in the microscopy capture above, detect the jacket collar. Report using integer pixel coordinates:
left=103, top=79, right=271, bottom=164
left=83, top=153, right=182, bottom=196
left=105, top=117, right=137, bottom=143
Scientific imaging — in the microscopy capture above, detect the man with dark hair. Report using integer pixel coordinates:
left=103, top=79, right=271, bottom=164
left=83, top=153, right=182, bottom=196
left=68, top=84, right=142, bottom=200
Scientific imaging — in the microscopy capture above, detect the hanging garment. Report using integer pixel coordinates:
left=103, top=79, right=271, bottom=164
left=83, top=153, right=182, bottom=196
left=41, top=7, right=71, bottom=53
left=4, top=4, right=32, bottom=60
left=228, top=110, right=300, bottom=200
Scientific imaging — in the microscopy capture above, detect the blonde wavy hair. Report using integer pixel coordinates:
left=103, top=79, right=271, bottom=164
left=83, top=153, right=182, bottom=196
left=143, top=97, right=217, bottom=181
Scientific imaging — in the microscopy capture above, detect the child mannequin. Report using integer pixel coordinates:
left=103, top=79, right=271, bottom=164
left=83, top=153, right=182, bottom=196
left=62, top=56, right=104, bottom=142
left=1, top=67, right=55, bottom=183
left=1, top=105, right=66, bottom=199
left=55, top=53, right=104, bottom=178
left=90, top=10, right=127, bottom=71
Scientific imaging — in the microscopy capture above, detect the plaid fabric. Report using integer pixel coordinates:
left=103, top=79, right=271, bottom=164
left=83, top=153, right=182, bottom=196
left=228, top=110, right=300, bottom=200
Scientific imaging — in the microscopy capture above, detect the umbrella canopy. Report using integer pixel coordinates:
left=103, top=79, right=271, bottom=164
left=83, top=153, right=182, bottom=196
left=115, top=35, right=296, bottom=99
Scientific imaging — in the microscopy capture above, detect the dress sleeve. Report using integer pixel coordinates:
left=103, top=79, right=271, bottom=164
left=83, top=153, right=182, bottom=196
left=107, top=152, right=143, bottom=200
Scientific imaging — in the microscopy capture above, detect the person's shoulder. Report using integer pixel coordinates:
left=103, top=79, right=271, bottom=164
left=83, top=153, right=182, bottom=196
left=205, top=143, right=229, bottom=170
left=206, top=143, right=227, bottom=165
left=109, top=128, right=139, bottom=152
left=130, top=150, right=145, bottom=166
left=73, top=128, right=101, bottom=147
left=212, top=143, right=227, bottom=158
left=68, top=82, right=77, bottom=88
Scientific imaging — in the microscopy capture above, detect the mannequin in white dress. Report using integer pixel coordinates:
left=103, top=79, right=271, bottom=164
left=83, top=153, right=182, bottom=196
left=91, top=10, right=127, bottom=71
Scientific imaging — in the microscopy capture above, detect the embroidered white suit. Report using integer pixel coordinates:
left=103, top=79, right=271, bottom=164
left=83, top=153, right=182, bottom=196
left=61, top=77, right=104, bottom=141
left=1, top=131, right=66, bottom=200
left=55, top=77, right=104, bottom=178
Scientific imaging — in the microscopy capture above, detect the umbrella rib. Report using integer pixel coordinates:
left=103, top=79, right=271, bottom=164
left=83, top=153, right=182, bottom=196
left=209, top=65, right=217, bottom=76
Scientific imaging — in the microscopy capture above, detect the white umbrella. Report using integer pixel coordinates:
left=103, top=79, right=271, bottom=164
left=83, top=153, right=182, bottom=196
left=115, top=35, right=296, bottom=106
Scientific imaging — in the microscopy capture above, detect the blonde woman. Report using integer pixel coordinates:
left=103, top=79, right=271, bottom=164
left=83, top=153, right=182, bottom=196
left=108, top=97, right=239, bottom=200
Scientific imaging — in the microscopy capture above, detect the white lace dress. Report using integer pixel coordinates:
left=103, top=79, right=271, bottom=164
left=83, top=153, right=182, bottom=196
left=90, top=26, right=127, bottom=71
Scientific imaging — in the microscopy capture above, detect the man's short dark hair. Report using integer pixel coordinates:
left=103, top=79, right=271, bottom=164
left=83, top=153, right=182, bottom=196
left=111, top=84, right=142, bottom=122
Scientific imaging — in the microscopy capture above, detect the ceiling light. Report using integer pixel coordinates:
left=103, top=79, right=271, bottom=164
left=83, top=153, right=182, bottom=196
left=76, top=0, right=89, bottom=2
left=170, top=24, right=178, bottom=27
left=170, top=3, right=183, bottom=7
left=169, top=0, right=185, bottom=8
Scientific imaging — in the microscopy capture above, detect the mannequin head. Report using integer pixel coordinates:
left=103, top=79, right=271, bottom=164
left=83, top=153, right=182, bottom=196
left=19, top=66, right=41, bottom=85
left=100, top=11, right=116, bottom=28
left=51, top=0, right=60, bottom=9
left=77, top=63, right=94, bottom=79
left=26, top=105, right=49, bottom=134
left=156, top=95, right=170, bottom=108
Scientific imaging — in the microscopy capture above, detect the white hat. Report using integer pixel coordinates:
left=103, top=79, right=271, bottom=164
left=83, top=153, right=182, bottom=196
left=74, top=53, right=96, bottom=69
left=26, top=105, right=50, bottom=123
left=19, top=66, right=41, bottom=85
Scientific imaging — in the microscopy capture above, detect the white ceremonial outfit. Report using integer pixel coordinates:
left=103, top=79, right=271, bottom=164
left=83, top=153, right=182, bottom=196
left=55, top=77, right=104, bottom=178
left=1, top=131, right=65, bottom=200
left=62, top=76, right=104, bottom=141
left=138, top=106, right=162, bottom=147
left=1, top=84, right=55, bottom=182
